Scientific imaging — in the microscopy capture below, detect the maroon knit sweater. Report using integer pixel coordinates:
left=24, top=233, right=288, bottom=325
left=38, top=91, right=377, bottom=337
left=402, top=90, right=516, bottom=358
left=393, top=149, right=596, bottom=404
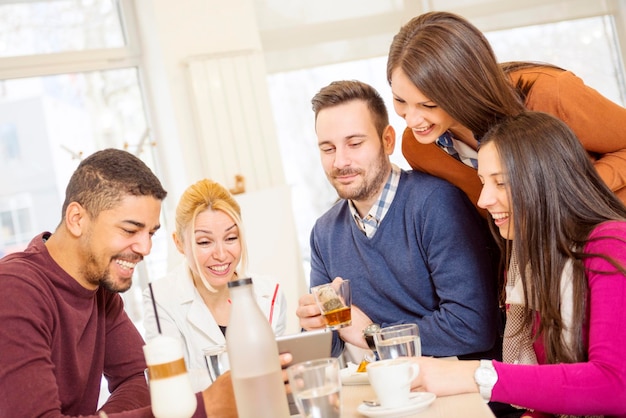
left=0, top=233, right=206, bottom=417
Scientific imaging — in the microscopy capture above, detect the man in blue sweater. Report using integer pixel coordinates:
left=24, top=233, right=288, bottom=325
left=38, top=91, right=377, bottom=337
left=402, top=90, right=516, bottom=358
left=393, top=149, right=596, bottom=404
left=296, top=80, right=499, bottom=360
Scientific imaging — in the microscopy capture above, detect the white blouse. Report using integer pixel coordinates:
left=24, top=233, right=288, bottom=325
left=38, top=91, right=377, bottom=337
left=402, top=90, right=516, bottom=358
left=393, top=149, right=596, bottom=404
left=142, top=263, right=287, bottom=391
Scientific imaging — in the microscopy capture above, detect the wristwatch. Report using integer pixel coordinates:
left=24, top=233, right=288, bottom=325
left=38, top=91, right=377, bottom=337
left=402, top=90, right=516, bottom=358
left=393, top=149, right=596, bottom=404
left=474, top=360, right=498, bottom=402
left=362, top=323, right=381, bottom=351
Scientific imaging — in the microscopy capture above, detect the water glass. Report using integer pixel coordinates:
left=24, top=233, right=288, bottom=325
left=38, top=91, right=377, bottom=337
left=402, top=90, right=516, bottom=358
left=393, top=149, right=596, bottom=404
left=202, top=345, right=230, bottom=383
left=287, top=357, right=342, bottom=418
left=373, top=323, right=421, bottom=359
left=311, top=280, right=352, bottom=330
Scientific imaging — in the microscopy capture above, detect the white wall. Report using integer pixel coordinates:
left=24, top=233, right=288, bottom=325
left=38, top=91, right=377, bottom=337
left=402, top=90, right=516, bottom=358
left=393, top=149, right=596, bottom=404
left=135, top=0, right=267, bottom=203
left=235, top=186, right=307, bottom=333
left=134, top=0, right=306, bottom=333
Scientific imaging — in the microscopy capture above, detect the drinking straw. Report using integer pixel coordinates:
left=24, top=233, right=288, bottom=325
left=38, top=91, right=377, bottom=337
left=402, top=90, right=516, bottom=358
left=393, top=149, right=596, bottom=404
left=148, top=282, right=162, bottom=334
left=268, top=283, right=280, bottom=326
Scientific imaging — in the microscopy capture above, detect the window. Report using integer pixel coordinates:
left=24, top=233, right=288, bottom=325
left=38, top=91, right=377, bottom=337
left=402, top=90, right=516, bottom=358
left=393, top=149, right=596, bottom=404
left=0, top=193, right=35, bottom=256
left=0, top=0, right=126, bottom=57
left=0, top=0, right=165, bottom=327
left=486, top=15, right=625, bottom=106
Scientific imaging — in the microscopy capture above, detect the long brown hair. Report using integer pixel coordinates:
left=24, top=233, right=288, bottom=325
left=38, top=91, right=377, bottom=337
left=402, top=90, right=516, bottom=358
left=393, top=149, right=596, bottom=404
left=500, top=61, right=565, bottom=103
left=387, top=11, right=525, bottom=139
left=481, top=111, right=626, bottom=363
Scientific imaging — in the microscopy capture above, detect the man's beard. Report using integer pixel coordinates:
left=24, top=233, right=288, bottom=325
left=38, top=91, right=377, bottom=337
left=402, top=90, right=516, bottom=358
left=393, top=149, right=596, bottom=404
left=332, top=148, right=390, bottom=202
left=83, top=254, right=133, bottom=293
left=100, top=270, right=132, bottom=293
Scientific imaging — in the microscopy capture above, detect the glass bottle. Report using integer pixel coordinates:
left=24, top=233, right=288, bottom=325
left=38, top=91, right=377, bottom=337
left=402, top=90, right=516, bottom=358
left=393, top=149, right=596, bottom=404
left=226, top=277, right=290, bottom=418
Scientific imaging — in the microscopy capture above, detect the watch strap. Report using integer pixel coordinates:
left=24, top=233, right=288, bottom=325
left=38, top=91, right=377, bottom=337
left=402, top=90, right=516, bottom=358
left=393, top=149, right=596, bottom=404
left=362, top=323, right=380, bottom=351
left=474, top=360, right=497, bottom=402
left=364, top=333, right=377, bottom=351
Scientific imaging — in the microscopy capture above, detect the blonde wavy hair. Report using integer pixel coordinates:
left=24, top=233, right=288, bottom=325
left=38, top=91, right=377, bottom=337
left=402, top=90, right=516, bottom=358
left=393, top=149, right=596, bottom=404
left=173, top=179, right=248, bottom=292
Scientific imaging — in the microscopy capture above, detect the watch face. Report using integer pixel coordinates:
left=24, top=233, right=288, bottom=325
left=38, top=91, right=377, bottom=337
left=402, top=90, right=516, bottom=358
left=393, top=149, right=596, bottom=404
left=363, top=324, right=381, bottom=335
left=476, top=367, right=498, bottom=386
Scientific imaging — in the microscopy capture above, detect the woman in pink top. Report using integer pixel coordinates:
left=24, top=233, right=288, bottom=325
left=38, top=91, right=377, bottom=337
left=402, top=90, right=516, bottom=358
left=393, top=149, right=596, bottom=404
left=410, top=111, right=626, bottom=417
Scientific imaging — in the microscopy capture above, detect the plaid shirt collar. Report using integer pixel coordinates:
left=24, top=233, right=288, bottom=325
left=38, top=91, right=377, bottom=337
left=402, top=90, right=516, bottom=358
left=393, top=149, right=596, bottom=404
left=436, top=131, right=478, bottom=169
left=348, top=164, right=401, bottom=238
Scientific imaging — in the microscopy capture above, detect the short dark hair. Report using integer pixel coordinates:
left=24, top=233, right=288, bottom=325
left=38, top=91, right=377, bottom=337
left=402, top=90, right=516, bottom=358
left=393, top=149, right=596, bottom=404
left=61, top=148, right=167, bottom=219
left=311, top=80, right=389, bottom=138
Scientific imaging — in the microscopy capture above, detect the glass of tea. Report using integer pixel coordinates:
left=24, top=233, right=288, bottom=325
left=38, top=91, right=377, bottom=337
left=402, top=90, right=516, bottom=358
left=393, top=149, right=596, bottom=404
left=311, top=279, right=352, bottom=330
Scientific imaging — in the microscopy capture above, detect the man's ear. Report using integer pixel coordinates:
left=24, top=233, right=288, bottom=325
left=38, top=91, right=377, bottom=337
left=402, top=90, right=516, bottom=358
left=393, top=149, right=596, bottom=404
left=382, top=124, right=396, bottom=155
left=65, top=202, right=86, bottom=237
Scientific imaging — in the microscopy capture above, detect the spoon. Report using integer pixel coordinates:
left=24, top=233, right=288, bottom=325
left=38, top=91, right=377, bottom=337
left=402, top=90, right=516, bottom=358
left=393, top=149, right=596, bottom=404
left=362, top=399, right=380, bottom=407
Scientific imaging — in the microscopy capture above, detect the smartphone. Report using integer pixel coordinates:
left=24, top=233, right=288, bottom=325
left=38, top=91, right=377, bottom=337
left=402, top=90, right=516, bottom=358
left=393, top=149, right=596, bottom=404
left=276, top=329, right=333, bottom=365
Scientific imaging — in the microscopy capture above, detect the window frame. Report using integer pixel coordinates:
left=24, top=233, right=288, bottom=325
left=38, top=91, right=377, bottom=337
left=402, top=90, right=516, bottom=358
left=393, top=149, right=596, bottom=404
left=0, top=0, right=142, bottom=79
left=0, top=0, right=161, bottom=325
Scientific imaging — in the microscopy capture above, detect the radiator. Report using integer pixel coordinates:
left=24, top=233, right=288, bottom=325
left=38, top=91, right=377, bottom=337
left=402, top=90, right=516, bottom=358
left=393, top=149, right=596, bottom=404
left=185, top=50, right=285, bottom=192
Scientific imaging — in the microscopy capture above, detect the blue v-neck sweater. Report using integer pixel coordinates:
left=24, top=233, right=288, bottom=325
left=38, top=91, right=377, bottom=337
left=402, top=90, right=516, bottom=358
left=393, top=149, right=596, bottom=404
left=310, top=170, right=498, bottom=358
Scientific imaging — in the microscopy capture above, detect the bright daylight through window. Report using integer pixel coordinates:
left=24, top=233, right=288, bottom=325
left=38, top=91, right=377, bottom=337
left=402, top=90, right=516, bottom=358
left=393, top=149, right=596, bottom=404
left=0, top=0, right=166, bottom=327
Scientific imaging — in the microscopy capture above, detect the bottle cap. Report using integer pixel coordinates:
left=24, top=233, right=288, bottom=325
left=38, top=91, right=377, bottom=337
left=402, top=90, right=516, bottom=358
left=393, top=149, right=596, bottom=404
left=228, top=277, right=253, bottom=288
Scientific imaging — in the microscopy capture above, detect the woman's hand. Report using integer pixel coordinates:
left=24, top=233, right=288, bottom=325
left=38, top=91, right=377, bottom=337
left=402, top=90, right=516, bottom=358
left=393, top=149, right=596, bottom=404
left=202, top=371, right=237, bottom=418
left=280, top=352, right=294, bottom=394
left=202, top=352, right=294, bottom=417
left=410, top=357, right=480, bottom=397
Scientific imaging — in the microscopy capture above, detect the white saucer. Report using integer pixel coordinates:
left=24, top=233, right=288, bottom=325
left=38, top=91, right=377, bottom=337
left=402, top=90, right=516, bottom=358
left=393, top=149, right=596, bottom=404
left=356, top=392, right=436, bottom=417
left=340, top=363, right=369, bottom=385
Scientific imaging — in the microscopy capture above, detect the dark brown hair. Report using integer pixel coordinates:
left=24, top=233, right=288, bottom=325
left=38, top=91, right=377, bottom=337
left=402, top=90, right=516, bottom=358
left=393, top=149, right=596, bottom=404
left=62, top=148, right=167, bottom=219
left=387, top=11, right=525, bottom=139
left=500, top=61, right=565, bottom=103
left=481, top=111, right=626, bottom=363
left=311, top=80, right=389, bottom=138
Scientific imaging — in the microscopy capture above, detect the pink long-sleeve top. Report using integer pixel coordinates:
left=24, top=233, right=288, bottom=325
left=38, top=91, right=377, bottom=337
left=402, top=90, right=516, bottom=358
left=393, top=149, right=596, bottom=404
left=491, top=221, right=626, bottom=416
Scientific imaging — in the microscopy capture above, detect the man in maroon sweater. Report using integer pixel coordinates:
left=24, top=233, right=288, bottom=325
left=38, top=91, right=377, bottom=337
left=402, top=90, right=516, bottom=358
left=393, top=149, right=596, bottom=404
left=0, top=149, right=240, bottom=417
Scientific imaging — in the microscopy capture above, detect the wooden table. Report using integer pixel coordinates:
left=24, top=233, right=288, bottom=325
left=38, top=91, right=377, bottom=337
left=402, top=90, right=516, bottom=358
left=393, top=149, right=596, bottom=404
left=340, top=383, right=496, bottom=417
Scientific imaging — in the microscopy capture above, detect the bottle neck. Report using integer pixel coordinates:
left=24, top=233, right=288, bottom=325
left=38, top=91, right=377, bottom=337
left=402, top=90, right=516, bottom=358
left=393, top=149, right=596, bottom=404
left=229, top=282, right=255, bottom=303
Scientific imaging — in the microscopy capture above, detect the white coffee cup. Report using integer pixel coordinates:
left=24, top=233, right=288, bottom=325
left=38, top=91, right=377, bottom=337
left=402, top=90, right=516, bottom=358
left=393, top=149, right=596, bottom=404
left=366, top=358, right=420, bottom=408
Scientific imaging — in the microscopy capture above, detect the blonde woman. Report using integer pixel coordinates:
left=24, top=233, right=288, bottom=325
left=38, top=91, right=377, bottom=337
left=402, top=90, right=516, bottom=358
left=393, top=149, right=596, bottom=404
left=143, top=179, right=287, bottom=391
